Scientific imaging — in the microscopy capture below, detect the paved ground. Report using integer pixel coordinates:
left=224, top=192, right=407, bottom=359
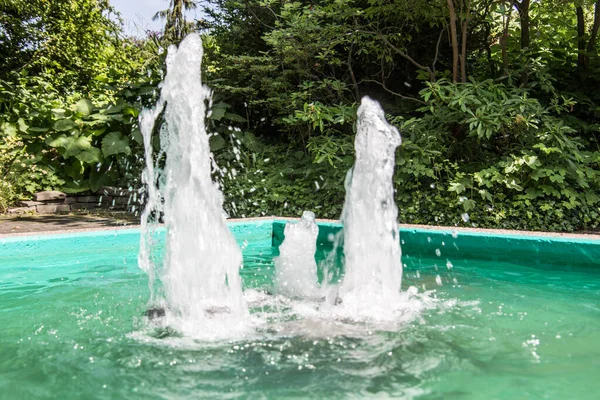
left=0, top=212, right=139, bottom=236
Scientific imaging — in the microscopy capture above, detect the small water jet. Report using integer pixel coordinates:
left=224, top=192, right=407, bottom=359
left=274, top=211, right=320, bottom=299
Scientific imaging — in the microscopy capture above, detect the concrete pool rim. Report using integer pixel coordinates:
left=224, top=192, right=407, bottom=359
left=1, top=217, right=599, bottom=269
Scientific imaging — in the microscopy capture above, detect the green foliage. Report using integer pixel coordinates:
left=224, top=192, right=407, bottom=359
left=0, top=73, right=156, bottom=198
left=391, top=79, right=600, bottom=231
left=213, top=131, right=351, bottom=220
left=2, top=0, right=600, bottom=234
left=0, top=0, right=129, bottom=91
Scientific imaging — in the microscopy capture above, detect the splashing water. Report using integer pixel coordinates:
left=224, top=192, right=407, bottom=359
left=138, top=34, right=248, bottom=338
left=335, top=96, right=404, bottom=318
left=137, top=35, right=427, bottom=339
left=274, top=211, right=321, bottom=299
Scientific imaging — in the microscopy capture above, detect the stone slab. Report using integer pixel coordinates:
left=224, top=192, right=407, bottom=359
left=96, top=195, right=113, bottom=204
left=70, top=203, right=98, bottom=210
left=99, top=186, right=133, bottom=197
left=112, top=197, right=131, bottom=206
left=36, top=204, right=71, bottom=213
left=77, top=196, right=99, bottom=203
left=34, top=191, right=66, bottom=202
left=7, top=207, right=35, bottom=214
left=17, top=200, right=44, bottom=207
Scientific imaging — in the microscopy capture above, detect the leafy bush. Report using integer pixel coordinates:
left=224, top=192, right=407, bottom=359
left=204, top=77, right=600, bottom=232
left=0, top=74, right=159, bottom=203
left=392, top=79, right=600, bottom=231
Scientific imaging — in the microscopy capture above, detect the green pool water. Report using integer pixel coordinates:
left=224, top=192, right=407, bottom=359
left=1, top=227, right=599, bottom=399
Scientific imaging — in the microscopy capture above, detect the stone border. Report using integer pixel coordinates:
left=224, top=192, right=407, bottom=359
left=1, top=216, right=599, bottom=241
left=7, top=187, right=141, bottom=215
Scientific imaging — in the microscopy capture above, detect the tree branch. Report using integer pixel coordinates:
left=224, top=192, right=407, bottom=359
left=357, top=29, right=434, bottom=81
left=446, top=0, right=460, bottom=81
left=432, top=29, right=445, bottom=74
left=587, top=0, right=600, bottom=64
left=359, top=79, right=426, bottom=104
left=460, top=0, right=472, bottom=83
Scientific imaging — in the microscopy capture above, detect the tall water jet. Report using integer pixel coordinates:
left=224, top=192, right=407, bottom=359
left=275, top=211, right=321, bottom=299
left=338, top=96, right=403, bottom=313
left=138, top=34, right=247, bottom=337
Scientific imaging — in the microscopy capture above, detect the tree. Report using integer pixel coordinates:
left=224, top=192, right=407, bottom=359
left=152, top=0, right=198, bottom=44
left=576, top=0, right=600, bottom=72
left=0, top=0, right=124, bottom=91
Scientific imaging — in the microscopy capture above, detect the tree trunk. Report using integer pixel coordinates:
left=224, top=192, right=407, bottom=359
left=447, top=0, right=460, bottom=82
left=500, top=0, right=516, bottom=74
left=459, top=0, right=471, bottom=83
left=577, top=6, right=586, bottom=71
left=516, top=0, right=530, bottom=49
left=460, top=18, right=469, bottom=83
left=585, top=0, right=600, bottom=71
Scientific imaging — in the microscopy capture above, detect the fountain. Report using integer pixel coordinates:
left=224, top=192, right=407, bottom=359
left=2, top=32, right=599, bottom=398
left=136, top=32, right=412, bottom=334
left=137, top=34, right=248, bottom=338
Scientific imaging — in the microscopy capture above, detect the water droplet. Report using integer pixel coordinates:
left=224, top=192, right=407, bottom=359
left=435, top=248, right=441, bottom=257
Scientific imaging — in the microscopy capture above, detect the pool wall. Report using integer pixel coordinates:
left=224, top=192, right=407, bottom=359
left=1, top=219, right=599, bottom=269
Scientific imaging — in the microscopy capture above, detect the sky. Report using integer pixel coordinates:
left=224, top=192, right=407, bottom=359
left=109, top=0, right=201, bottom=37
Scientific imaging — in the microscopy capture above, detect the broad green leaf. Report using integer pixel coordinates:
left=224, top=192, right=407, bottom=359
left=1, top=122, right=17, bottom=136
left=88, top=128, right=106, bottom=136
left=45, top=134, right=91, bottom=158
left=210, top=134, right=226, bottom=152
left=76, top=147, right=102, bottom=164
left=242, top=132, right=262, bottom=152
left=17, top=118, right=28, bottom=132
left=54, top=118, right=76, bottom=132
left=65, top=160, right=85, bottom=179
left=89, top=113, right=110, bottom=121
left=62, top=136, right=91, bottom=158
left=462, top=199, right=476, bottom=212
left=209, top=102, right=228, bottom=121
left=104, top=104, right=126, bottom=114
left=62, top=181, right=91, bottom=194
left=102, top=131, right=131, bottom=157
left=123, top=106, right=139, bottom=117
left=51, top=108, right=66, bottom=118
left=26, top=142, right=43, bottom=154
left=89, top=165, right=119, bottom=192
left=448, top=182, right=466, bottom=194
left=76, top=99, right=94, bottom=116
left=223, top=112, right=246, bottom=123
left=131, top=128, right=144, bottom=145
left=29, top=127, right=49, bottom=132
